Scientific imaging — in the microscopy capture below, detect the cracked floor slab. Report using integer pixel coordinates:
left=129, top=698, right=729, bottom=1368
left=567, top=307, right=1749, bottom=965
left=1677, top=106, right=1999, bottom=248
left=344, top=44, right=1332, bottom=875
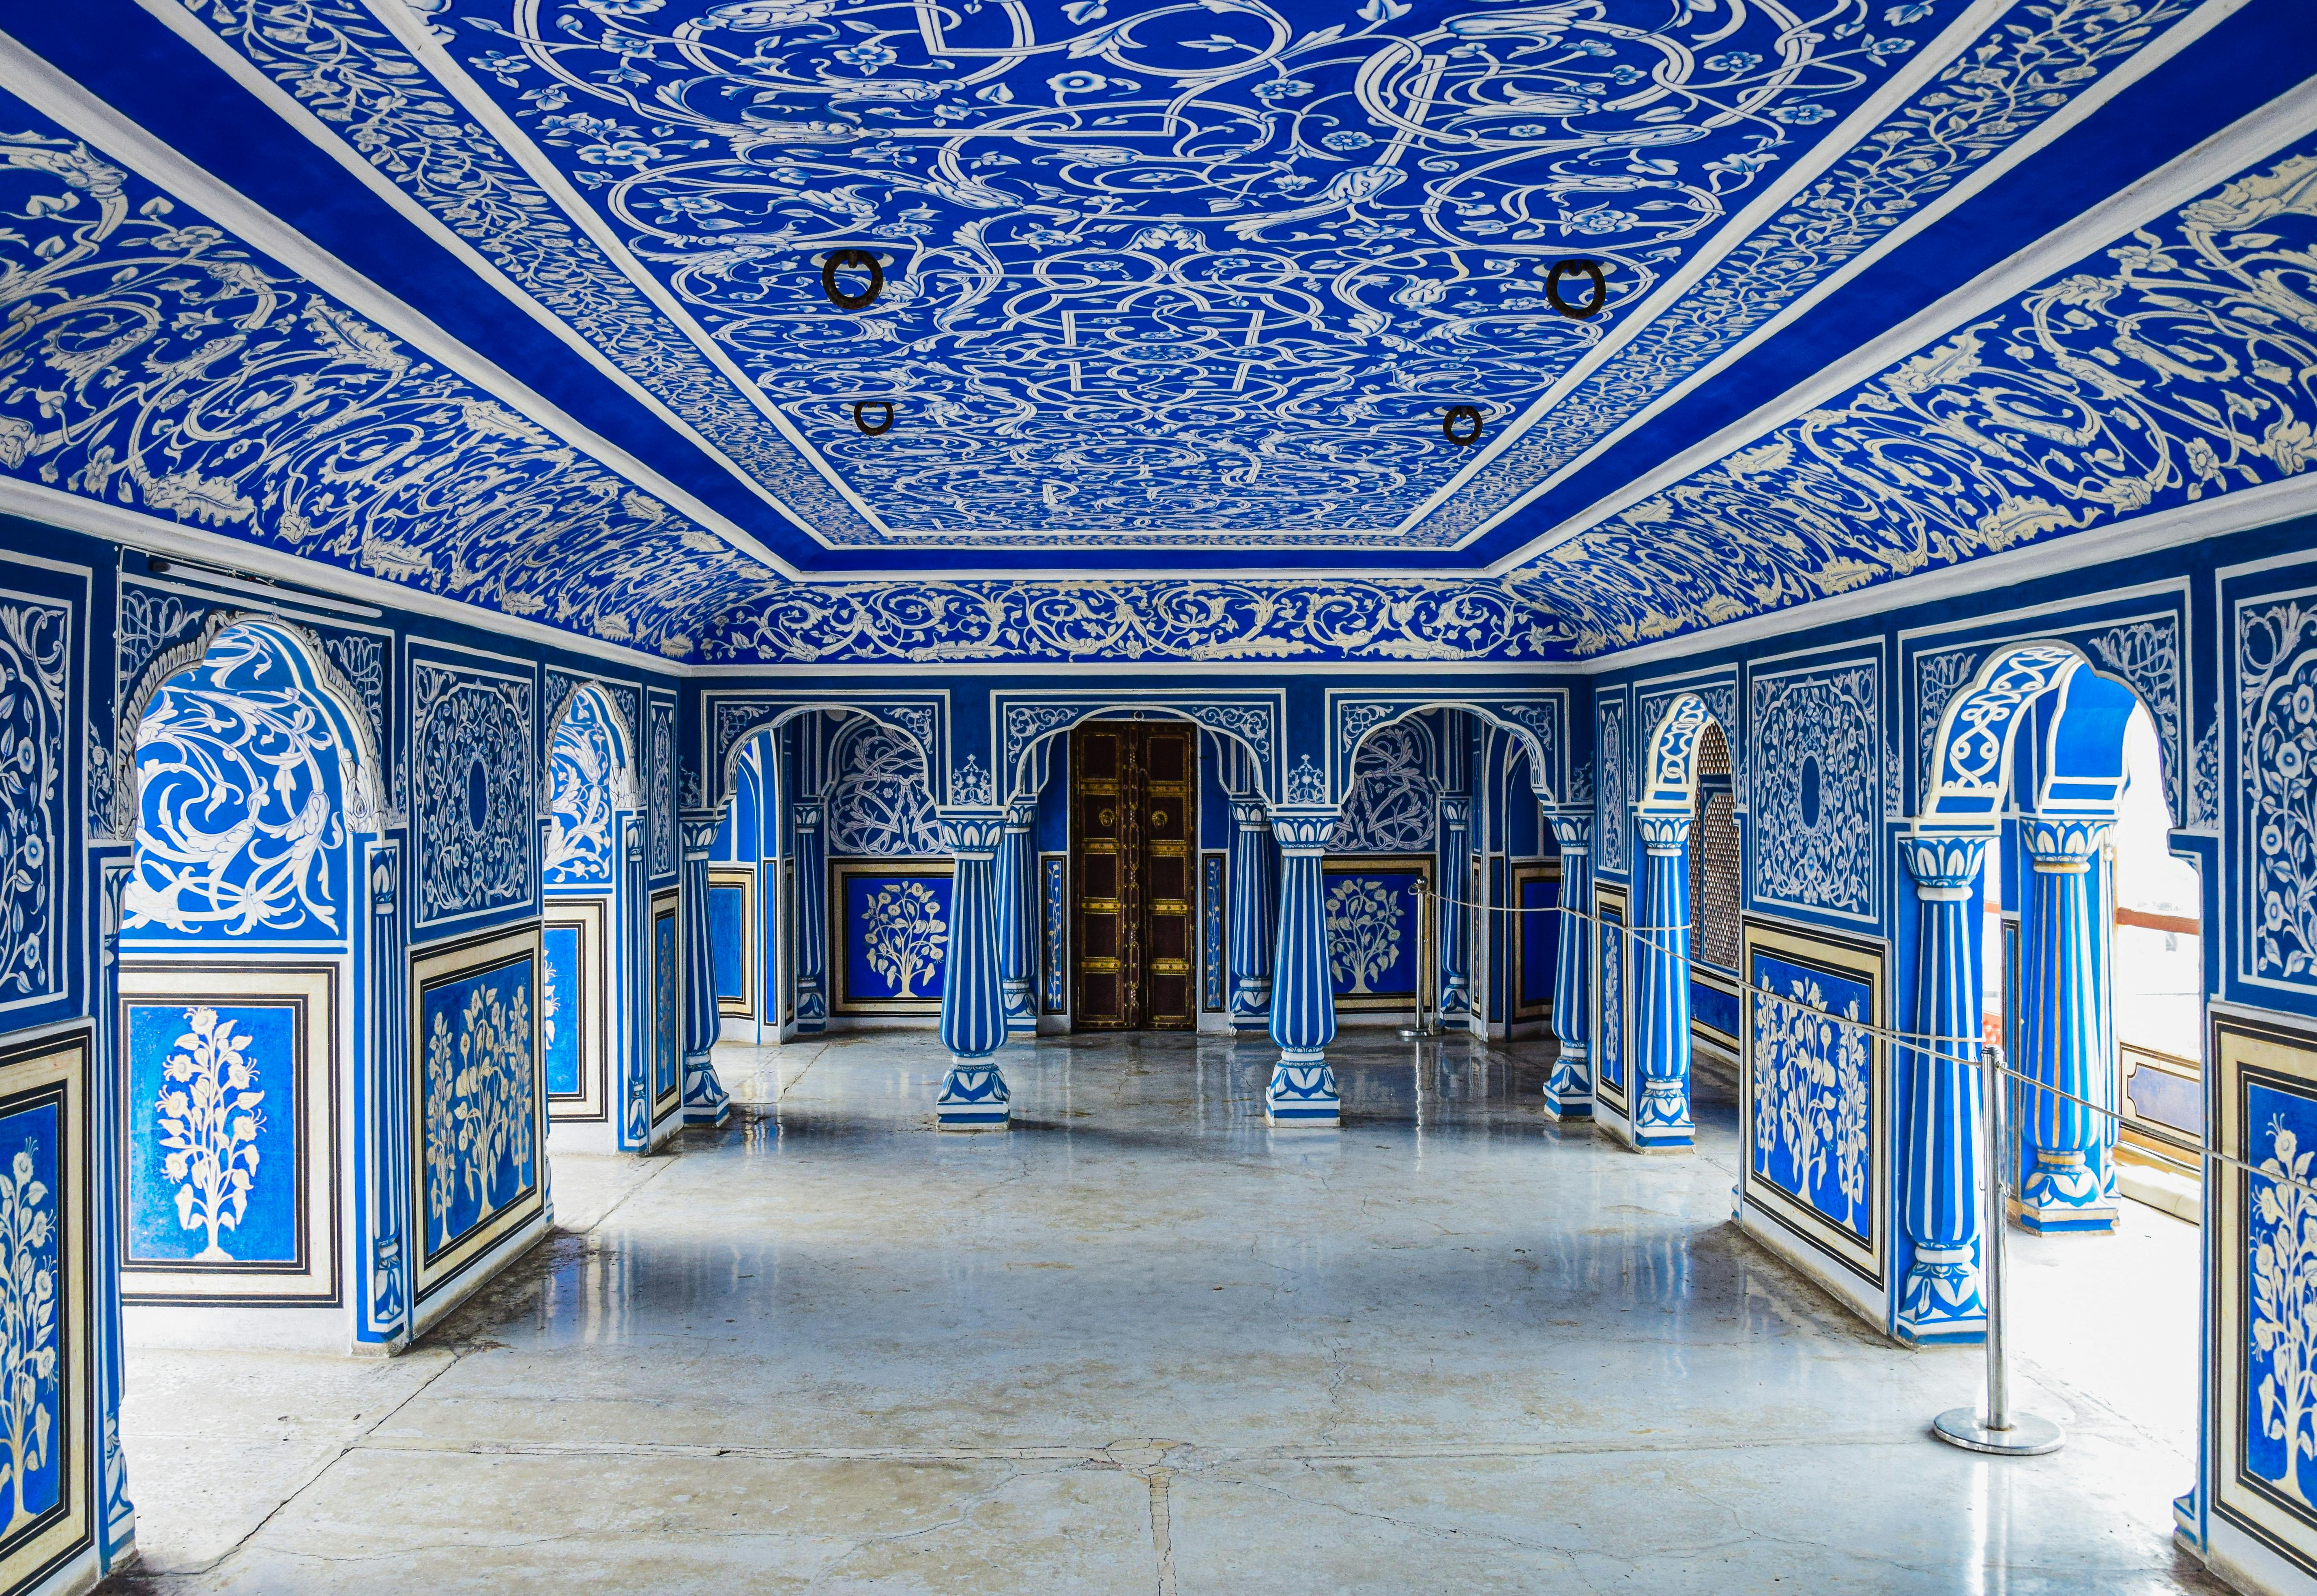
left=105, top=1030, right=2219, bottom=1594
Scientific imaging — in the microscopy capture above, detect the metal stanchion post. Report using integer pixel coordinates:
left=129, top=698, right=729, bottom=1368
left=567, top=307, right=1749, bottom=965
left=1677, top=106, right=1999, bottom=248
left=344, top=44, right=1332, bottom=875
left=1399, top=885, right=1442, bottom=1040
left=1935, top=1042, right=2064, bottom=1455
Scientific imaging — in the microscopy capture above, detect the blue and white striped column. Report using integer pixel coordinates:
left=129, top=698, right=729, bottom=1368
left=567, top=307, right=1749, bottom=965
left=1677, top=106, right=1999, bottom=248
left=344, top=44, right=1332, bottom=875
left=1437, top=794, right=1474, bottom=1029
left=1630, top=811, right=1694, bottom=1149
left=2016, top=816, right=2116, bottom=1232
left=1896, top=833, right=1987, bottom=1343
left=997, top=798, right=1039, bottom=1042
left=1266, top=805, right=1340, bottom=1125
left=792, top=797, right=828, bottom=1033
left=679, top=812, right=731, bottom=1126
left=1544, top=812, right=1592, bottom=1120
left=1228, top=797, right=1276, bottom=1031
left=936, top=808, right=1011, bottom=1130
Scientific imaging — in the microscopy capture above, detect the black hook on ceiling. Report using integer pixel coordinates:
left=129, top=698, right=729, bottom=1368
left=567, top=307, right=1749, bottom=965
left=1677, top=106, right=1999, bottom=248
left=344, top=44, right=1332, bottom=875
left=822, top=249, right=885, bottom=311
left=1545, top=258, right=1607, bottom=320
left=1442, top=404, right=1485, bottom=447
left=853, top=399, right=895, bottom=436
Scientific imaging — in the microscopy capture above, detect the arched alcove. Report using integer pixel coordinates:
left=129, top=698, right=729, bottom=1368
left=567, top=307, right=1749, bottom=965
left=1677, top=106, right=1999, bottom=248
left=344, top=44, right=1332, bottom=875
left=542, top=682, right=642, bottom=1150
left=118, top=619, right=380, bottom=1337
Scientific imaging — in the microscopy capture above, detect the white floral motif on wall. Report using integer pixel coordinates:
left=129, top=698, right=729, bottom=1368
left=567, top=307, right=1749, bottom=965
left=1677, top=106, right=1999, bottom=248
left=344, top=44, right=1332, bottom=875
left=2251, top=1116, right=2317, bottom=1505
left=861, top=882, right=947, bottom=997
left=1750, top=972, right=1871, bottom=1234
left=0, top=1140, right=56, bottom=1534
left=413, top=665, right=533, bottom=924
left=545, top=689, right=623, bottom=886
left=826, top=723, right=941, bottom=857
left=154, top=1007, right=265, bottom=1263
left=1327, top=879, right=1402, bottom=996
left=1751, top=665, right=1878, bottom=918
left=1333, top=723, right=1437, bottom=855
left=2239, top=596, right=2317, bottom=986
left=0, top=598, right=65, bottom=1002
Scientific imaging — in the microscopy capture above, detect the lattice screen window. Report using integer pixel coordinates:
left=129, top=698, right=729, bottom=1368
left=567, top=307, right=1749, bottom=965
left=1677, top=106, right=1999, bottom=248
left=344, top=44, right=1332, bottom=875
left=1690, top=725, right=1740, bottom=972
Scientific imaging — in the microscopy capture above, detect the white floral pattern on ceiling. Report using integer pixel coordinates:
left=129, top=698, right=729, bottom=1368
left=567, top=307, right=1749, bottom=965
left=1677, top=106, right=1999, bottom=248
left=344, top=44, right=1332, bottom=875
left=434, top=0, right=1963, bottom=541
left=1518, top=142, right=2317, bottom=654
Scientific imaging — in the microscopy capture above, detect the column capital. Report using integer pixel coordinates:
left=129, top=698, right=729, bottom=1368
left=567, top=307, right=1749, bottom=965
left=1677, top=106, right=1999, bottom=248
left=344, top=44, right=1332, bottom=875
left=2022, top=816, right=2110, bottom=867
left=1546, top=811, right=1593, bottom=852
left=1229, top=796, right=1272, bottom=830
left=1900, top=832, right=1986, bottom=898
left=1437, top=794, right=1474, bottom=828
left=1269, top=804, right=1338, bottom=854
left=1003, top=797, right=1037, bottom=830
left=1635, top=810, right=1691, bottom=853
left=679, top=811, right=721, bottom=857
left=938, top=806, right=1007, bottom=857
left=792, top=796, right=823, bottom=828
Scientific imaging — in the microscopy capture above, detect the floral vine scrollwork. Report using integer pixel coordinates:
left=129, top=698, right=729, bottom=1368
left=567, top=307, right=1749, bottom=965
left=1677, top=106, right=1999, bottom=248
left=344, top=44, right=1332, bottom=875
left=413, top=664, right=533, bottom=923
left=2238, top=597, right=2317, bottom=985
left=1751, top=666, right=1878, bottom=917
left=0, top=599, right=65, bottom=1003
left=1750, top=971, right=1872, bottom=1235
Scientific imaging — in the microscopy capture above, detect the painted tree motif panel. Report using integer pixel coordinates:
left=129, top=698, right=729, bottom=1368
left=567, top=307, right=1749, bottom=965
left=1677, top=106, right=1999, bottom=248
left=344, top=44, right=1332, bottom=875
left=1740, top=922, right=1887, bottom=1289
left=836, top=865, right=951, bottom=1014
left=1596, top=698, right=1629, bottom=878
left=127, top=626, right=350, bottom=945
left=0, top=591, right=65, bottom=1016
left=412, top=663, right=534, bottom=928
left=1325, top=859, right=1430, bottom=1013
left=126, top=1004, right=297, bottom=1267
left=2216, top=1012, right=2317, bottom=1568
left=1750, top=662, right=1879, bottom=922
left=0, top=1031, right=88, bottom=1584
left=0, top=1096, right=60, bottom=1540
left=648, top=697, right=677, bottom=881
left=411, top=933, right=544, bottom=1301
left=118, top=964, right=338, bottom=1304
left=544, top=690, right=623, bottom=887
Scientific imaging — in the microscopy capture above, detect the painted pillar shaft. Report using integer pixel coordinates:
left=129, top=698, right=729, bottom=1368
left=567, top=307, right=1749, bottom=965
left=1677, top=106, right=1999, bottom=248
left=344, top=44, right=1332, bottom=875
left=2017, top=817, right=2115, bottom=1230
left=1896, top=834, right=1987, bottom=1342
left=1545, top=813, right=1592, bottom=1118
left=1266, top=806, right=1340, bottom=1123
left=623, top=823, right=650, bottom=1147
left=1437, top=795, right=1474, bottom=1028
left=792, top=799, right=828, bottom=1032
left=1630, top=811, right=1694, bottom=1147
left=997, top=800, right=1038, bottom=1039
left=1227, top=798, right=1276, bottom=1030
left=936, top=810, right=1011, bottom=1128
left=679, top=814, right=730, bottom=1125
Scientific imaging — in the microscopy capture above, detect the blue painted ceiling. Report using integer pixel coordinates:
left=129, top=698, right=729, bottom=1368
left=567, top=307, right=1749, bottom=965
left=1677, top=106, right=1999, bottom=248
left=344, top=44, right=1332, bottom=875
left=0, top=0, right=2310, bottom=661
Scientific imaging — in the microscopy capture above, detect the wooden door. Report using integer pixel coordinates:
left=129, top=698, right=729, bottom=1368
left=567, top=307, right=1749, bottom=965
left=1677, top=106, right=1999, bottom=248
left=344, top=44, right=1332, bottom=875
left=1072, top=723, right=1195, bottom=1029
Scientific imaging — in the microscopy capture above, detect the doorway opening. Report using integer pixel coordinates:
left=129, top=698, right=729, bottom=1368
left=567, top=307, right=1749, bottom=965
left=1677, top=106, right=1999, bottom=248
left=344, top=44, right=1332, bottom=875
left=1071, top=722, right=1195, bottom=1031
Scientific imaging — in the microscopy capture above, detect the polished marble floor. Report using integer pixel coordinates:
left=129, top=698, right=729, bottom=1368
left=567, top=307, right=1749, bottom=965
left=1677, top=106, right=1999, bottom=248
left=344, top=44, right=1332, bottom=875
left=110, top=1029, right=2217, bottom=1594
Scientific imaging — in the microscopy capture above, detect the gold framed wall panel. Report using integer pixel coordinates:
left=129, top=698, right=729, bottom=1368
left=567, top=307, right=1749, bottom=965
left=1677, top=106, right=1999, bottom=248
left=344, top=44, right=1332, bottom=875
left=831, top=860, right=953, bottom=1016
left=1322, top=853, right=1434, bottom=1014
left=1737, top=918, right=1889, bottom=1291
left=1511, top=861, right=1563, bottom=1023
left=409, top=925, right=548, bottom=1307
left=651, top=890, right=681, bottom=1121
left=2213, top=1008, right=2317, bottom=1577
left=118, top=961, right=340, bottom=1306
left=0, top=1028, right=94, bottom=1594
left=543, top=898, right=608, bottom=1124
left=709, top=865, right=758, bottom=1020
left=1594, top=882, right=1630, bottom=1118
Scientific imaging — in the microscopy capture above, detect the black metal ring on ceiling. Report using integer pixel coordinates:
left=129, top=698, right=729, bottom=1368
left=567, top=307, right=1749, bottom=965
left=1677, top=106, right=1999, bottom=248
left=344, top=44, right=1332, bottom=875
left=853, top=399, right=895, bottom=436
left=1545, top=258, right=1608, bottom=320
left=1442, top=405, right=1484, bottom=447
left=822, top=249, right=884, bottom=311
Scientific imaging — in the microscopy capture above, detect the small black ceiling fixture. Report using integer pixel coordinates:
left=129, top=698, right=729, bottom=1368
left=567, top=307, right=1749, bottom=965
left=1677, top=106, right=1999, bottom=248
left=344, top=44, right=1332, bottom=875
left=1546, top=258, right=1607, bottom=320
left=1443, top=405, right=1484, bottom=447
left=853, top=399, right=895, bottom=436
left=822, top=249, right=885, bottom=311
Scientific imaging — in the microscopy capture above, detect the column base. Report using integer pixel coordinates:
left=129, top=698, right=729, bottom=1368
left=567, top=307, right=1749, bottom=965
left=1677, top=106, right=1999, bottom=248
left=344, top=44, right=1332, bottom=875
left=1229, top=978, right=1273, bottom=1033
left=1543, top=1051, right=1592, bottom=1120
left=1895, top=1242, right=1986, bottom=1344
left=1265, top=1052, right=1340, bottom=1126
left=2013, top=1150, right=2117, bottom=1232
left=1001, top=979, right=1037, bottom=1041
left=682, top=1053, right=730, bottom=1126
left=1631, top=1076, right=1693, bottom=1148
left=936, top=1059, right=1011, bottom=1130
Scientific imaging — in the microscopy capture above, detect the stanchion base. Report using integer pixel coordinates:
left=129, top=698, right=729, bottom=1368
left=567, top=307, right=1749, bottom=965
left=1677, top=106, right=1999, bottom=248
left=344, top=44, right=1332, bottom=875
left=1397, top=1027, right=1443, bottom=1039
left=1932, top=1407, right=2064, bottom=1456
